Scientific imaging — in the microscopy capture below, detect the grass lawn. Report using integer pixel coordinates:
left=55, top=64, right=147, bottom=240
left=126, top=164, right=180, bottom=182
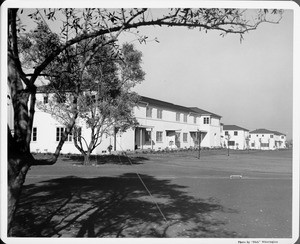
left=13, top=149, right=293, bottom=238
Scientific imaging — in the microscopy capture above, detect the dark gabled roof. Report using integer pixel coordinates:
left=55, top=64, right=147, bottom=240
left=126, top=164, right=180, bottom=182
left=36, top=89, right=222, bottom=118
left=189, top=107, right=222, bottom=119
left=223, top=125, right=249, bottom=131
left=140, top=96, right=191, bottom=113
left=250, top=129, right=274, bottom=134
left=272, top=131, right=286, bottom=136
left=250, top=129, right=285, bottom=136
left=140, top=96, right=222, bottom=118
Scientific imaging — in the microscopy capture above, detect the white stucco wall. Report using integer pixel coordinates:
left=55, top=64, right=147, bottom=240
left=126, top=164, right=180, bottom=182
left=30, top=94, right=222, bottom=154
left=133, top=105, right=201, bottom=150
left=248, top=132, right=287, bottom=150
left=222, top=129, right=249, bottom=150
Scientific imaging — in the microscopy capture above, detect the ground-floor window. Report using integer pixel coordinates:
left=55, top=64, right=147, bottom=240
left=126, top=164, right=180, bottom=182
left=145, top=130, right=151, bottom=143
left=32, top=127, right=37, bottom=141
left=183, top=133, right=188, bottom=142
left=228, top=140, right=235, bottom=146
left=156, top=131, right=163, bottom=142
left=56, top=127, right=72, bottom=142
left=261, top=143, right=269, bottom=147
left=251, top=142, right=255, bottom=147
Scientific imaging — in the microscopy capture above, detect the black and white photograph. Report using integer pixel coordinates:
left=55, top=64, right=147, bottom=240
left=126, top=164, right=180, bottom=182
left=1, top=1, right=299, bottom=243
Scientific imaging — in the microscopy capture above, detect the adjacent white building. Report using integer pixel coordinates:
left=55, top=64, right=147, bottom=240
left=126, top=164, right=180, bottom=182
left=221, top=125, right=250, bottom=150
left=29, top=94, right=223, bottom=154
left=249, top=129, right=287, bottom=150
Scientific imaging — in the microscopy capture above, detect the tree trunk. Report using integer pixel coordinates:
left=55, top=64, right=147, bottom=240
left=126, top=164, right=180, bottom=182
left=7, top=129, right=34, bottom=235
left=83, top=151, right=91, bottom=165
left=7, top=157, right=31, bottom=235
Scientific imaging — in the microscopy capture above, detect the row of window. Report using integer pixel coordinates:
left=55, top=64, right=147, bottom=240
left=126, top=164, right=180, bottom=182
left=145, top=131, right=190, bottom=143
left=146, top=107, right=210, bottom=124
left=43, top=95, right=66, bottom=104
left=225, top=131, right=239, bottom=136
left=249, top=134, right=284, bottom=139
left=224, top=132, right=285, bottom=140
left=56, top=127, right=73, bottom=142
left=31, top=127, right=74, bottom=142
left=249, top=135, right=284, bottom=139
left=249, top=134, right=273, bottom=138
left=251, top=143, right=270, bottom=147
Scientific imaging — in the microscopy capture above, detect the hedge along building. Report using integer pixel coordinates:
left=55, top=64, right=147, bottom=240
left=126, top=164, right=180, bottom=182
left=249, top=128, right=287, bottom=150
left=221, top=125, right=250, bottom=150
left=29, top=93, right=223, bottom=155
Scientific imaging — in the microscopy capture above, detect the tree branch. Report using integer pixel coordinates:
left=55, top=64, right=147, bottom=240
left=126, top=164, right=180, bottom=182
left=9, top=9, right=32, bottom=88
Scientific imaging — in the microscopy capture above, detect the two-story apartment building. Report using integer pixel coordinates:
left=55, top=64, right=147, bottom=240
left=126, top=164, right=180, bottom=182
left=29, top=94, right=223, bottom=154
left=221, top=125, right=250, bottom=150
left=9, top=89, right=288, bottom=154
left=249, top=129, right=287, bottom=150
left=189, top=107, right=222, bottom=148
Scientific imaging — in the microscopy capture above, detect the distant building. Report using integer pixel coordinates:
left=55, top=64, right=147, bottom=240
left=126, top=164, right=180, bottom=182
left=221, top=125, right=250, bottom=150
left=249, top=129, right=287, bottom=150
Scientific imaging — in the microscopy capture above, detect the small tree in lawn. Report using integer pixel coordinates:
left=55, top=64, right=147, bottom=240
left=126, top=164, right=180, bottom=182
left=7, top=8, right=283, bottom=234
left=74, top=43, right=144, bottom=165
left=73, top=43, right=144, bottom=164
left=38, top=42, right=144, bottom=165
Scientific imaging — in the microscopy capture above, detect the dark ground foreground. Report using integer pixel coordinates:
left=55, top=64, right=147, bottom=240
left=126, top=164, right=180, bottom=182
left=12, top=149, right=293, bottom=238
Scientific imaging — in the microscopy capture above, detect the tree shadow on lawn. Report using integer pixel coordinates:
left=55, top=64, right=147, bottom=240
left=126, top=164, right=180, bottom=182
left=62, top=154, right=149, bottom=165
left=12, top=173, right=244, bottom=238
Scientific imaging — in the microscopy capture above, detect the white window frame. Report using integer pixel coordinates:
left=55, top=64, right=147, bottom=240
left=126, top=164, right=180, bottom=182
left=183, top=114, right=187, bottom=123
left=157, top=109, right=163, bottom=119
left=183, top=133, right=188, bottom=142
left=146, top=106, right=152, bottom=118
left=203, top=117, right=210, bottom=124
left=176, top=112, right=180, bottom=122
left=56, top=127, right=72, bottom=142
left=156, top=131, right=163, bottom=142
left=32, top=127, right=37, bottom=142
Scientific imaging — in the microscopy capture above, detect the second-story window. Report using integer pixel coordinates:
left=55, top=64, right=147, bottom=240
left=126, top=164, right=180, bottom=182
left=225, top=131, right=228, bottom=136
left=183, top=114, right=187, bottom=123
left=43, top=95, right=48, bottom=104
left=176, top=112, right=180, bottom=122
left=146, top=107, right=152, bottom=118
left=234, top=131, right=238, bottom=136
left=157, top=109, right=163, bottom=119
left=203, top=117, right=210, bottom=124
left=55, top=94, right=66, bottom=103
left=194, top=116, right=197, bottom=124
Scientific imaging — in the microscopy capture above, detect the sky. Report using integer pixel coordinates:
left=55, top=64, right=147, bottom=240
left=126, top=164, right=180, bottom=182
left=118, top=9, right=294, bottom=140
left=17, top=7, right=294, bottom=140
